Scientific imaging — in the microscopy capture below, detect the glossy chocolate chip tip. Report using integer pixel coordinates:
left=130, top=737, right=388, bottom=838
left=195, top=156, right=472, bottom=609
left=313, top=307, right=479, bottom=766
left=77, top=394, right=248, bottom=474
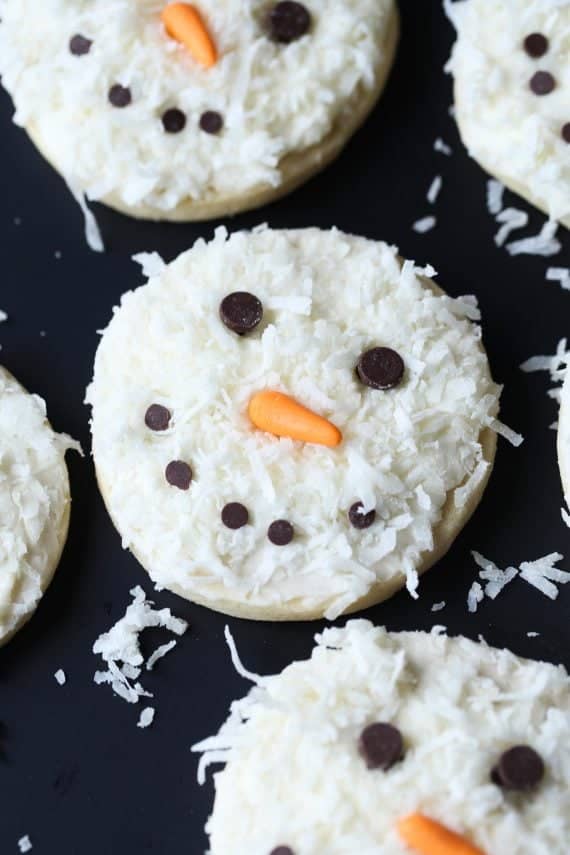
left=220, top=292, right=263, bottom=335
left=492, top=745, right=545, bottom=791
left=268, top=519, right=294, bottom=546
left=221, top=502, right=249, bottom=530
left=165, top=460, right=193, bottom=491
left=357, top=347, right=405, bottom=390
left=268, top=1, right=312, bottom=43
left=359, top=722, right=404, bottom=771
left=145, top=404, right=171, bottom=432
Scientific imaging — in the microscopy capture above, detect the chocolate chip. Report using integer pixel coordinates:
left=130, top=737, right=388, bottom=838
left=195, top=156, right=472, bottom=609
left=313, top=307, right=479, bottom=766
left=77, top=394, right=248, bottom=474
left=69, top=34, right=92, bottom=56
left=523, top=33, right=549, bottom=58
left=108, top=84, right=132, bottom=108
left=268, top=520, right=294, bottom=545
left=359, top=723, right=404, bottom=771
left=270, top=849, right=294, bottom=855
left=220, top=292, right=263, bottom=335
left=562, top=123, right=570, bottom=144
left=348, top=502, right=376, bottom=530
left=222, top=502, right=249, bottom=530
left=529, top=71, right=555, bottom=96
left=162, top=108, right=186, bottom=133
left=165, top=460, right=192, bottom=490
left=268, top=1, right=311, bottom=43
left=199, top=110, right=223, bottom=134
left=356, top=347, right=404, bottom=390
left=145, top=404, right=171, bottom=432
left=492, top=746, right=545, bottom=791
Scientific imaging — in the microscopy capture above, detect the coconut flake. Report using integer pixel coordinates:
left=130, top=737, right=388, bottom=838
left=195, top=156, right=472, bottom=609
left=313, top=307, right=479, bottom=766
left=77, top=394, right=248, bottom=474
left=137, top=707, right=155, bottom=729
left=18, top=837, right=32, bottom=853
left=412, top=216, right=437, bottom=234
left=519, top=553, right=570, bottom=600
left=54, top=669, right=66, bottom=686
left=224, top=625, right=264, bottom=686
left=486, top=180, right=505, bottom=216
left=427, top=175, right=443, bottom=205
left=434, top=137, right=453, bottom=156
left=0, top=310, right=7, bottom=323
left=132, top=252, right=166, bottom=279
left=562, top=507, right=570, bottom=528
left=431, top=601, right=446, bottom=612
left=467, top=581, right=484, bottom=613
left=546, top=267, right=570, bottom=291
left=146, top=640, right=178, bottom=671
left=66, top=180, right=104, bottom=253
left=488, top=418, right=524, bottom=447
left=494, top=208, right=529, bottom=247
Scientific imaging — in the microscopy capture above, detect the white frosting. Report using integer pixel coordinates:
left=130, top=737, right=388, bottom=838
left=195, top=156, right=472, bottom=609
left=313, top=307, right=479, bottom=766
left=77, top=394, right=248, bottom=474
left=87, top=227, right=501, bottom=618
left=446, top=0, right=570, bottom=225
left=559, top=371, right=570, bottom=504
left=193, top=620, right=570, bottom=854
left=0, top=0, right=393, bottom=210
left=0, top=367, right=77, bottom=643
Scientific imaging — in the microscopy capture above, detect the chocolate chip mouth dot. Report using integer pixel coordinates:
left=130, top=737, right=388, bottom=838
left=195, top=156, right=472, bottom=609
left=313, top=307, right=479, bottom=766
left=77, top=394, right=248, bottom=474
left=162, top=108, right=186, bottom=133
left=165, top=460, right=192, bottom=490
left=145, top=404, right=171, bottom=432
left=359, top=722, right=404, bottom=771
left=268, top=519, right=294, bottom=545
left=221, top=502, right=249, bottom=530
left=199, top=110, right=223, bottom=134
left=357, top=347, right=405, bottom=390
left=348, top=502, right=376, bottom=530
left=69, top=34, right=92, bottom=56
left=270, top=848, right=295, bottom=855
left=268, top=1, right=312, bottom=43
left=523, top=32, right=549, bottom=59
left=492, top=745, right=545, bottom=791
left=529, top=70, right=555, bottom=96
left=562, top=123, right=570, bottom=144
left=108, top=84, right=132, bottom=108
left=220, top=292, right=263, bottom=335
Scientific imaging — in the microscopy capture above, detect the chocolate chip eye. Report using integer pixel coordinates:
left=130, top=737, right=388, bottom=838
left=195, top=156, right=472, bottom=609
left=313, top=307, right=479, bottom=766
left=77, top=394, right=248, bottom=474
left=221, top=502, right=249, bottom=529
left=199, top=110, right=224, bottom=134
left=165, top=460, right=192, bottom=490
left=359, top=723, right=404, bottom=771
left=348, top=502, right=376, bottom=529
left=162, top=108, right=186, bottom=133
left=270, top=848, right=295, bottom=855
left=145, top=404, right=171, bottom=431
left=491, top=745, right=545, bottom=791
left=529, top=71, right=556, bottom=96
left=220, top=292, right=263, bottom=335
left=356, top=347, right=405, bottom=390
left=523, top=33, right=549, bottom=59
left=268, top=519, right=294, bottom=545
left=109, top=84, right=132, bottom=108
left=69, top=34, right=92, bottom=56
left=267, top=1, right=312, bottom=43
left=562, top=123, right=570, bottom=144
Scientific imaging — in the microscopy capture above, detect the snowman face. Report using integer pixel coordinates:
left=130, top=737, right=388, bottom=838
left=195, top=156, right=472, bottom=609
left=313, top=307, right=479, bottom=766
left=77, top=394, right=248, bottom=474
left=194, top=622, right=570, bottom=855
left=448, top=0, right=570, bottom=224
left=87, top=228, right=499, bottom=619
left=0, top=0, right=392, bottom=212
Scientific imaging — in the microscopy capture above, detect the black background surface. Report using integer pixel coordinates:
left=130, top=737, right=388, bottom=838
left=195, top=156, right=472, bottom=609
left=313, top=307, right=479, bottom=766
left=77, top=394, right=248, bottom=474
left=0, top=2, right=569, bottom=853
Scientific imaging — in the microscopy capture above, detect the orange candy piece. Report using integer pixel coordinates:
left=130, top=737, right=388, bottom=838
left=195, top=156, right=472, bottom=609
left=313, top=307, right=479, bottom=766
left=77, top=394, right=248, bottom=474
left=248, top=391, right=342, bottom=448
left=161, top=3, right=217, bottom=69
left=397, top=814, right=486, bottom=855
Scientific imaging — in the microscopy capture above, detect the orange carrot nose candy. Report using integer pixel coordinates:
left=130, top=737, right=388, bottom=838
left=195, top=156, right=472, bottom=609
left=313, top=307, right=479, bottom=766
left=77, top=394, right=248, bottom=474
left=248, top=390, right=342, bottom=448
left=161, top=3, right=217, bottom=69
left=397, top=813, right=486, bottom=855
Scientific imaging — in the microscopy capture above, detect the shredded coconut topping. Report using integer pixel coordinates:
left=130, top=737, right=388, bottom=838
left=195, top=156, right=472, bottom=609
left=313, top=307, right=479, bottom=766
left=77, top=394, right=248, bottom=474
left=0, top=367, right=79, bottom=643
left=193, top=620, right=570, bottom=854
left=0, top=0, right=394, bottom=212
left=87, top=227, right=502, bottom=618
left=92, top=586, right=187, bottom=704
left=447, top=0, right=570, bottom=226
left=469, top=549, right=570, bottom=611
left=412, top=215, right=437, bottom=234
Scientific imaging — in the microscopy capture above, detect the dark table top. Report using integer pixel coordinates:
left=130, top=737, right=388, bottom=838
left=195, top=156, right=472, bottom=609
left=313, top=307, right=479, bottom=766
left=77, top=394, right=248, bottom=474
left=0, top=1, right=569, bottom=853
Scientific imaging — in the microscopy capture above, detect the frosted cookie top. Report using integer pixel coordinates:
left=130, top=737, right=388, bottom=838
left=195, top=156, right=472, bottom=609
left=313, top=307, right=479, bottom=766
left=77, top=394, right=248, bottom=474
left=194, top=620, right=570, bottom=854
left=87, top=227, right=501, bottom=619
left=446, top=0, right=570, bottom=225
left=0, top=368, right=76, bottom=643
left=0, top=0, right=393, bottom=212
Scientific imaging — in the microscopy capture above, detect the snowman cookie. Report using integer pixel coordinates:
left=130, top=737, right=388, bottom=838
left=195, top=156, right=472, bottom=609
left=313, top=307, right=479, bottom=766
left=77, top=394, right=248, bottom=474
left=0, top=367, right=77, bottom=645
left=558, top=369, right=570, bottom=508
left=0, top=1, right=398, bottom=222
left=193, top=620, right=570, bottom=855
left=446, top=0, right=570, bottom=228
left=86, top=227, right=502, bottom=621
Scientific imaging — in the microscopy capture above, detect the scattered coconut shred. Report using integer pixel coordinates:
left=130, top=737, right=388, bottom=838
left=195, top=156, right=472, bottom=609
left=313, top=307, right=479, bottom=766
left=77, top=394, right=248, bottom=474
left=521, top=338, right=569, bottom=423
left=92, top=586, right=188, bottom=723
left=468, top=551, right=570, bottom=613
left=54, top=669, right=66, bottom=686
left=546, top=267, right=570, bottom=292
left=17, top=836, right=32, bottom=854
left=485, top=179, right=561, bottom=258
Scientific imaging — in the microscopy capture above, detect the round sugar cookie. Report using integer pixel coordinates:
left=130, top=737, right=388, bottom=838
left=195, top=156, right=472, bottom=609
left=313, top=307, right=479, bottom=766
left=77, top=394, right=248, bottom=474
left=0, top=367, right=77, bottom=645
left=558, top=369, right=570, bottom=508
left=0, top=0, right=398, bottom=222
left=446, top=0, right=570, bottom=228
left=87, top=227, right=501, bottom=621
left=193, top=620, right=570, bottom=855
